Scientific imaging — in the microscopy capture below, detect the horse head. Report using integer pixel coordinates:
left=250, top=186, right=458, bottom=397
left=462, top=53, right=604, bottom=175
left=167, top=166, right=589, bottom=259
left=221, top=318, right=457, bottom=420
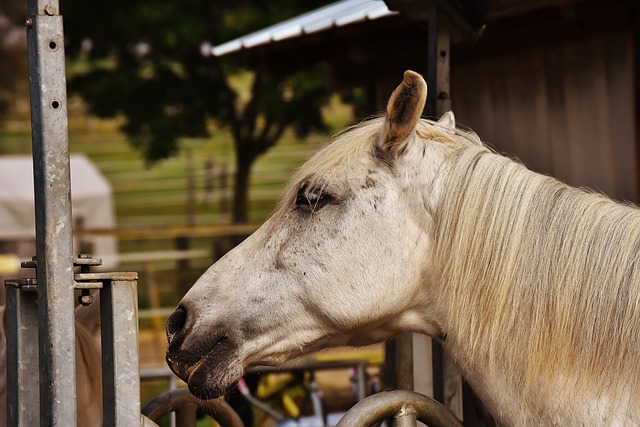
left=166, top=68, right=640, bottom=425
left=166, top=71, right=458, bottom=400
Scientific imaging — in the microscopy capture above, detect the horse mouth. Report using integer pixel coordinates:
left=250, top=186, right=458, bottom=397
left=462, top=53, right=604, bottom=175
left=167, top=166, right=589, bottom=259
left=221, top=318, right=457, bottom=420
left=186, top=349, right=244, bottom=400
left=166, top=335, right=243, bottom=400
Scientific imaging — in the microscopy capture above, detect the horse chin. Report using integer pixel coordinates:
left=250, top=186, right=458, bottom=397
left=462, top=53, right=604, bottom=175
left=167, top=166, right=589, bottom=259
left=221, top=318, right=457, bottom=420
left=186, top=351, right=244, bottom=400
left=166, top=335, right=244, bottom=400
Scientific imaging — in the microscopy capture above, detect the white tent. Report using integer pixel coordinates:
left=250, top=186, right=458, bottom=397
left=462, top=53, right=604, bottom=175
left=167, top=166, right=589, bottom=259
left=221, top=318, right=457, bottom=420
left=0, top=154, right=117, bottom=271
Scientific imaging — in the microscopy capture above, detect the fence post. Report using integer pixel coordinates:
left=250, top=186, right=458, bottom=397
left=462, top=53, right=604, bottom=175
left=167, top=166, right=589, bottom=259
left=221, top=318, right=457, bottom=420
left=5, top=280, right=39, bottom=426
left=25, top=0, right=78, bottom=423
left=425, top=5, right=466, bottom=420
left=97, top=273, right=141, bottom=426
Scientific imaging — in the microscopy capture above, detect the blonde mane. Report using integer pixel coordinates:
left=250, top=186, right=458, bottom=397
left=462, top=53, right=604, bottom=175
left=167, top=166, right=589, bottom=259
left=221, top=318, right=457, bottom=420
left=433, top=144, right=640, bottom=420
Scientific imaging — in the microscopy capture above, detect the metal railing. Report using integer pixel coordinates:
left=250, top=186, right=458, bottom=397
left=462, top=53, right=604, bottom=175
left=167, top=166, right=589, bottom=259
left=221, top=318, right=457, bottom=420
left=143, top=389, right=243, bottom=426
left=5, top=257, right=142, bottom=426
left=336, top=390, right=462, bottom=427
left=139, top=366, right=463, bottom=427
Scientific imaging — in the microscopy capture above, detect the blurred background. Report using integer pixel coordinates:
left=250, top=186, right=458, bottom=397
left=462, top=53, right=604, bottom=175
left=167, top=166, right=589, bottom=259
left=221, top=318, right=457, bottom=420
left=0, top=0, right=638, bottom=425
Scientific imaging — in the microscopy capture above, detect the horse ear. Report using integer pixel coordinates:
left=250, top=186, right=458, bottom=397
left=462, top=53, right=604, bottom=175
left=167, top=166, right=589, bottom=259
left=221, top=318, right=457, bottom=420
left=379, top=70, right=427, bottom=154
left=437, top=111, right=456, bottom=130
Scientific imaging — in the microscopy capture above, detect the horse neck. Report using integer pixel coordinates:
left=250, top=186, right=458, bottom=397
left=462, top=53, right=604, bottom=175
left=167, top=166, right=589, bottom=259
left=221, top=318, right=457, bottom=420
left=432, top=146, right=640, bottom=423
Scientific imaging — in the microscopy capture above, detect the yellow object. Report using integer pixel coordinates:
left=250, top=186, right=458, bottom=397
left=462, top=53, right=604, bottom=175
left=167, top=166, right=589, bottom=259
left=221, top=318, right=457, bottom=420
left=282, top=393, right=300, bottom=417
left=256, top=373, right=296, bottom=399
left=0, top=254, right=19, bottom=275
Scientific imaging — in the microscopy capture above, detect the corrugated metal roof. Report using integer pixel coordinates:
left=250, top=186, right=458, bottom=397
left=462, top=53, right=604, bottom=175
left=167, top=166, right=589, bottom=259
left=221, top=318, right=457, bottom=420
left=211, top=0, right=397, bottom=57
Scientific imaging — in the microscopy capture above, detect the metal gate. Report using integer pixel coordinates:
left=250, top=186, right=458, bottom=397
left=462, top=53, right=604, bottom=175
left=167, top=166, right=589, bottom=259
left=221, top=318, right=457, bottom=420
left=4, top=0, right=145, bottom=424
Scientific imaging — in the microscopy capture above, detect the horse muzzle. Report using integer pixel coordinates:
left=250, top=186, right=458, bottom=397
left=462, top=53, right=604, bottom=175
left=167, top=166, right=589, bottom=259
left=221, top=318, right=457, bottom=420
left=165, top=305, right=243, bottom=399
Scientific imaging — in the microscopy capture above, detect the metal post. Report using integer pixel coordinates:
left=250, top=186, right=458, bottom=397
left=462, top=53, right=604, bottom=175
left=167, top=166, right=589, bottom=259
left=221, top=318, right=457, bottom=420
left=426, top=3, right=450, bottom=405
left=175, top=406, right=198, bottom=426
left=395, top=334, right=414, bottom=391
left=426, top=5, right=451, bottom=403
left=25, top=0, right=77, bottom=423
left=355, top=362, right=367, bottom=401
left=98, top=274, right=142, bottom=426
left=427, top=5, right=452, bottom=117
left=5, top=280, right=39, bottom=427
left=393, top=410, right=417, bottom=427
left=426, top=6, right=465, bottom=419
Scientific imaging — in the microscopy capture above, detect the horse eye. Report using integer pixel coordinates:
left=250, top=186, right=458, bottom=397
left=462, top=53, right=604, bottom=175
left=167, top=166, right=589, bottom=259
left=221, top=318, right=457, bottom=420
left=295, top=184, right=333, bottom=212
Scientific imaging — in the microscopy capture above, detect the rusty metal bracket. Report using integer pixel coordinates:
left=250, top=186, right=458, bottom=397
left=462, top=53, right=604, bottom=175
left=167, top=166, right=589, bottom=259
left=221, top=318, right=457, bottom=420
left=74, top=254, right=105, bottom=305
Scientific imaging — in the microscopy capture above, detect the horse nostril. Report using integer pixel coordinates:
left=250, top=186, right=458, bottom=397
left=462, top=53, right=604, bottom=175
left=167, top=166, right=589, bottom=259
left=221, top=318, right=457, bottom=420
left=167, top=306, right=187, bottom=342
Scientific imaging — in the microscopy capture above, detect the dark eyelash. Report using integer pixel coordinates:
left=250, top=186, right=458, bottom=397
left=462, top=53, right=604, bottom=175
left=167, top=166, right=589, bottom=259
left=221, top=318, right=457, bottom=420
left=295, top=183, right=333, bottom=212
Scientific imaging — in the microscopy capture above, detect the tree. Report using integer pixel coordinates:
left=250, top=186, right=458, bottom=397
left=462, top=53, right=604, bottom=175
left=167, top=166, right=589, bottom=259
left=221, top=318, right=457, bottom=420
left=0, top=0, right=28, bottom=124
left=62, top=0, right=331, bottom=222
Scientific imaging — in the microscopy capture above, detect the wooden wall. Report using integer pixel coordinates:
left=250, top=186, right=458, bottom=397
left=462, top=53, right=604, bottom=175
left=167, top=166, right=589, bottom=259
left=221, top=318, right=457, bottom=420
left=451, top=31, right=637, bottom=202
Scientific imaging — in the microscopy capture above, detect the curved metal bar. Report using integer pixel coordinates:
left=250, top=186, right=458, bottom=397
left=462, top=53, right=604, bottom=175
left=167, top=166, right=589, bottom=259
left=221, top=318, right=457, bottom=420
left=142, top=389, right=244, bottom=427
left=141, top=414, right=161, bottom=426
left=335, top=390, right=463, bottom=427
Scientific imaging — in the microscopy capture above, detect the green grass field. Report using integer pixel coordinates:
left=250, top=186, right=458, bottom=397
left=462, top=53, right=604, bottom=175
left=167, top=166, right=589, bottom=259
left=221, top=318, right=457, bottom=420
left=1, top=94, right=351, bottom=226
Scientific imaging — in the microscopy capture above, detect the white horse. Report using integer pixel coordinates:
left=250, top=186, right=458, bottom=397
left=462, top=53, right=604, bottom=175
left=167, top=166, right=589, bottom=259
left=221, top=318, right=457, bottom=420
left=166, top=70, right=640, bottom=426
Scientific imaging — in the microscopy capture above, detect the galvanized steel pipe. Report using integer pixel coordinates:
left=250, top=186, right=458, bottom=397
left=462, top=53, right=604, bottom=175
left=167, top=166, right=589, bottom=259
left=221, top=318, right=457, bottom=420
left=26, top=0, right=77, bottom=424
left=5, top=281, right=39, bottom=426
left=335, top=390, right=462, bottom=427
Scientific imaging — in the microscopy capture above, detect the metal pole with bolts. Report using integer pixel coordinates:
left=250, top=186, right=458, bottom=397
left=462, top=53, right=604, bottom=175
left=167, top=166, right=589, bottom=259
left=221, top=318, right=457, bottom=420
left=426, top=6, right=469, bottom=420
left=392, top=1, right=452, bottom=401
left=426, top=3, right=451, bottom=409
left=25, top=0, right=78, bottom=424
left=6, top=1, right=159, bottom=425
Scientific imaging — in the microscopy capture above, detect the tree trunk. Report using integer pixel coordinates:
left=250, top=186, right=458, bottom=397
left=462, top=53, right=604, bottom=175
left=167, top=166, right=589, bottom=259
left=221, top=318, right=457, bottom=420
left=214, top=153, right=253, bottom=256
left=232, top=154, right=252, bottom=224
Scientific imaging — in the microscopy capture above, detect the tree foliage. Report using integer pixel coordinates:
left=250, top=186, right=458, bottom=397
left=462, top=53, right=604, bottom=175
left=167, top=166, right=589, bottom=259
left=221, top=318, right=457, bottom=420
left=0, top=0, right=28, bottom=121
left=62, top=0, right=331, bottom=221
